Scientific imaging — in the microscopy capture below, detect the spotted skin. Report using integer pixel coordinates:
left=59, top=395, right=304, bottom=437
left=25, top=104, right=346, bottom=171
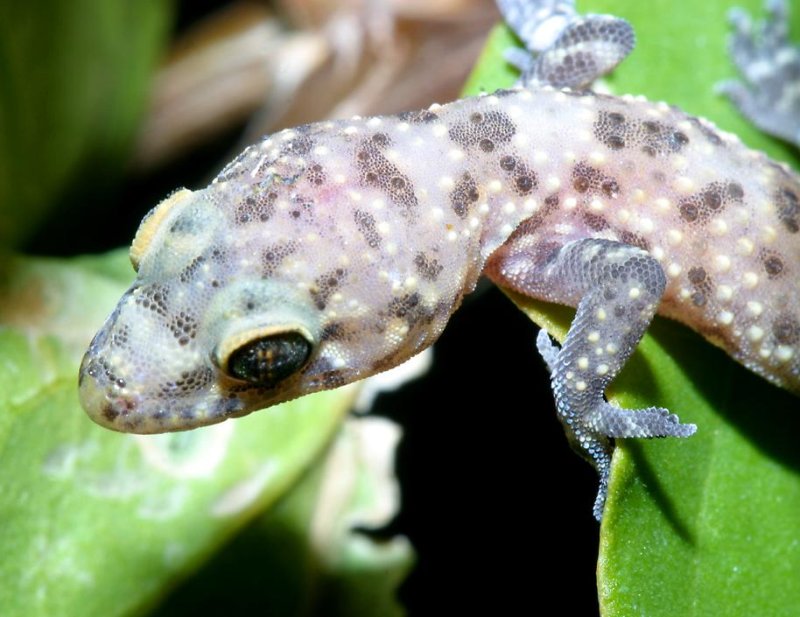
left=79, top=83, right=800, bottom=519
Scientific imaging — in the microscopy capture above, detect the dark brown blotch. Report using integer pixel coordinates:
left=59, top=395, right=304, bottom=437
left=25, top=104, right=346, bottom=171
left=309, top=268, right=347, bottom=310
left=571, top=162, right=622, bottom=199
left=306, top=163, right=326, bottom=186
left=448, top=110, right=516, bottom=150
left=450, top=173, right=480, bottom=218
left=763, top=253, right=785, bottom=278
left=395, top=109, right=439, bottom=123
left=619, top=230, right=649, bottom=251
left=134, top=284, right=170, bottom=318
left=261, top=242, right=297, bottom=277
left=414, top=252, right=443, bottom=281
left=688, top=266, right=707, bottom=284
left=280, top=134, right=314, bottom=156
left=355, top=142, right=418, bottom=218
left=234, top=190, right=278, bottom=225
left=774, top=187, right=800, bottom=234
left=582, top=212, right=609, bottom=231
left=678, top=180, right=742, bottom=225
left=169, top=311, right=198, bottom=346
left=371, top=132, right=390, bottom=146
left=354, top=209, right=381, bottom=248
left=773, top=315, right=800, bottom=345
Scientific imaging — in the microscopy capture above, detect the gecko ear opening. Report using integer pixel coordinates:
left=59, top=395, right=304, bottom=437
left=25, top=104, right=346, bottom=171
left=214, top=327, right=313, bottom=387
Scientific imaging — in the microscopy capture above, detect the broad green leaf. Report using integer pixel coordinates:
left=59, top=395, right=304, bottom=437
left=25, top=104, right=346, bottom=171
left=0, top=251, right=357, bottom=616
left=154, top=416, right=413, bottom=617
left=467, top=1, right=800, bottom=615
left=0, top=0, right=172, bottom=246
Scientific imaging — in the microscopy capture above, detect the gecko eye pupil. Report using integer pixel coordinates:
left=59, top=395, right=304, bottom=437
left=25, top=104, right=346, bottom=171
left=226, top=332, right=312, bottom=386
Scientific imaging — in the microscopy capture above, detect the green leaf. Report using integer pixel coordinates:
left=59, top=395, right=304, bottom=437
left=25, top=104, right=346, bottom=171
left=154, top=416, right=413, bottom=617
left=0, top=0, right=173, bottom=246
left=466, top=1, right=800, bottom=615
left=0, top=250, right=358, bottom=616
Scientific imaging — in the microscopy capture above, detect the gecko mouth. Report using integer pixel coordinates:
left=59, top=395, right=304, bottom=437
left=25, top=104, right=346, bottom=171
left=79, top=352, right=248, bottom=433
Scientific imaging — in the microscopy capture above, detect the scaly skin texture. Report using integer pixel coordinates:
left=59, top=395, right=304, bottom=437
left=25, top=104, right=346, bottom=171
left=79, top=86, right=800, bottom=517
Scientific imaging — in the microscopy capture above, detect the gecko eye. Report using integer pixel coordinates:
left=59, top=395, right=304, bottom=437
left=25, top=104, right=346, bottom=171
left=217, top=330, right=313, bottom=387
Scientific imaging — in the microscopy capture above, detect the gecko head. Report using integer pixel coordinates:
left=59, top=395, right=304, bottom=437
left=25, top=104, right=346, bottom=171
left=80, top=123, right=453, bottom=433
left=78, top=186, right=338, bottom=434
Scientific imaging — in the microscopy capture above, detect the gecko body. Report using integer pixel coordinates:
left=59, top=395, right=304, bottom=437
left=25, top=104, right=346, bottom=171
left=79, top=5, right=800, bottom=520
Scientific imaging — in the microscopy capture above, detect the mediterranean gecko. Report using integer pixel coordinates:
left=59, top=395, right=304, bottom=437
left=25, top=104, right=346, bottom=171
left=79, top=0, right=800, bottom=520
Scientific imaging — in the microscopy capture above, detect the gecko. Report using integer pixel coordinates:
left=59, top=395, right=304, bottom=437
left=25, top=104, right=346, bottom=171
left=79, top=0, right=800, bottom=520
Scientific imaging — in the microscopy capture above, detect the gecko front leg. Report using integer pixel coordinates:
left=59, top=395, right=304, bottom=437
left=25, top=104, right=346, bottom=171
left=486, top=238, right=696, bottom=520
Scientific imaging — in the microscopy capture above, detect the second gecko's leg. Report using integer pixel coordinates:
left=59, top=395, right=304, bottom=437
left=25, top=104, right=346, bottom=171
left=486, top=238, right=696, bottom=520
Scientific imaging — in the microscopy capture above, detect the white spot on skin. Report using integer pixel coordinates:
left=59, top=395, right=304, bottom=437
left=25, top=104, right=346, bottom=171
left=589, top=151, right=607, bottom=165
left=761, top=226, right=778, bottom=244
left=575, top=381, right=587, bottom=391
left=743, top=272, right=759, bottom=288
left=596, top=364, right=609, bottom=376
left=667, top=229, right=683, bottom=245
left=578, top=357, right=589, bottom=369
left=711, top=219, right=728, bottom=235
left=448, top=149, right=465, bottom=162
left=638, top=218, right=654, bottom=234
left=718, top=311, right=734, bottom=325
left=629, top=287, right=641, bottom=299
left=655, top=198, right=671, bottom=212
left=737, top=238, right=755, bottom=255
left=714, top=255, right=732, bottom=272
left=747, top=326, right=764, bottom=342
left=546, top=176, right=562, bottom=191
left=438, top=176, right=455, bottom=191
left=588, top=331, right=600, bottom=343
left=667, top=263, right=682, bottom=277
left=674, top=176, right=695, bottom=194
left=716, top=285, right=733, bottom=302
left=746, top=301, right=763, bottom=316
left=776, top=346, right=794, bottom=362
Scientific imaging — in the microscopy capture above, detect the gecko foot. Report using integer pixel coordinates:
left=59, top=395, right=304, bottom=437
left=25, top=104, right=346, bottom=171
left=497, top=0, right=634, bottom=89
left=717, top=0, right=800, bottom=146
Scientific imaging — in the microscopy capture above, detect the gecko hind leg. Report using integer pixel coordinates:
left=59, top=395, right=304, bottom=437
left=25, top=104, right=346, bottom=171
left=487, top=238, right=696, bottom=520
